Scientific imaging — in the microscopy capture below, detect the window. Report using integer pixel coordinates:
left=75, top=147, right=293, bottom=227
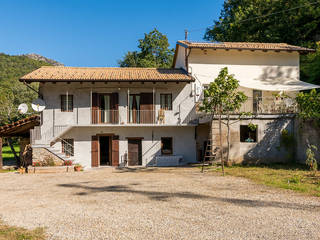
left=160, top=94, right=172, bottom=110
left=253, top=90, right=262, bottom=113
left=62, top=139, right=74, bottom=156
left=240, top=125, right=257, bottom=143
left=61, top=95, right=73, bottom=112
left=161, top=137, right=173, bottom=155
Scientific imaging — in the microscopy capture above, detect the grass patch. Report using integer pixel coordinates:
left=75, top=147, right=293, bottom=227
left=208, top=163, right=320, bottom=197
left=2, top=145, right=19, bottom=163
left=0, top=221, right=45, bottom=240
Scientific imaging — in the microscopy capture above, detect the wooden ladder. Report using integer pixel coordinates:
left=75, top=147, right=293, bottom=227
left=201, top=122, right=220, bottom=173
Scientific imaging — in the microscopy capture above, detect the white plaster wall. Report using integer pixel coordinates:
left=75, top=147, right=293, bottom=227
left=55, top=126, right=197, bottom=168
left=175, top=45, right=187, bottom=70
left=188, top=48, right=300, bottom=85
left=39, top=82, right=196, bottom=143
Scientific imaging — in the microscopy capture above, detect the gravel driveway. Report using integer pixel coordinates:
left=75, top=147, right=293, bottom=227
left=0, top=167, right=319, bottom=240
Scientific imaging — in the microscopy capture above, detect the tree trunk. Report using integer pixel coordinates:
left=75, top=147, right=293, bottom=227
left=219, top=106, right=224, bottom=176
left=8, top=138, right=20, bottom=167
left=226, top=112, right=230, bottom=165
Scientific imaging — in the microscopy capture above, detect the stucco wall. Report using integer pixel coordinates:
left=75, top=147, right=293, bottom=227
left=38, top=82, right=196, bottom=141
left=53, top=126, right=197, bottom=168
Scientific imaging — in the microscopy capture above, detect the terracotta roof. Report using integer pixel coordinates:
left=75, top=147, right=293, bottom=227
left=177, top=40, right=315, bottom=53
left=0, top=115, right=40, bottom=137
left=20, top=67, right=194, bottom=83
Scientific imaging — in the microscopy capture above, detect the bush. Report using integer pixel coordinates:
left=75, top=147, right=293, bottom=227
left=43, top=155, right=56, bottom=166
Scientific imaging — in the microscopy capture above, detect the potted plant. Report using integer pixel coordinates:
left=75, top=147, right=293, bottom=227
left=74, top=164, right=82, bottom=172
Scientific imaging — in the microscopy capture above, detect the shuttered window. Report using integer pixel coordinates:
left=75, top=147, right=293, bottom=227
left=61, top=95, right=73, bottom=112
left=160, top=94, right=172, bottom=110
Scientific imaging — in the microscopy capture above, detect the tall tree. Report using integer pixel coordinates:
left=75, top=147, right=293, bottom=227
left=200, top=67, right=248, bottom=174
left=118, top=28, right=174, bottom=68
left=204, top=0, right=320, bottom=84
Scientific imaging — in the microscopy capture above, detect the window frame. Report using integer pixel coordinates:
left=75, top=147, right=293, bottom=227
left=161, top=137, right=173, bottom=155
left=160, top=93, right=172, bottom=111
left=60, top=94, right=74, bottom=112
left=240, top=125, right=258, bottom=143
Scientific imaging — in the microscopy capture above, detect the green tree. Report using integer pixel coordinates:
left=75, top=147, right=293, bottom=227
left=296, top=89, right=320, bottom=120
left=204, top=0, right=320, bottom=84
left=118, top=28, right=174, bottom=68
left=200, top=67, right=248, bottom=174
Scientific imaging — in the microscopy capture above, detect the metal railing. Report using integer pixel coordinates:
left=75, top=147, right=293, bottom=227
left=238, top=97, right=297, bottom=114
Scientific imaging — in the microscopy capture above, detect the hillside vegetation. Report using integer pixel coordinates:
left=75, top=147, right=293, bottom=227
left=0, top=53, right=56, bottom=125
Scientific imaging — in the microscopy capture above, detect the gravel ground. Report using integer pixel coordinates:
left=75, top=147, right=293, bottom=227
left=0, top=167, right=319, bottom=240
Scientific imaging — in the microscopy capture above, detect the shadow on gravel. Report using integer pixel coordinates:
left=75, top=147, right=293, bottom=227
left=58, top=183, right=320, bottom=211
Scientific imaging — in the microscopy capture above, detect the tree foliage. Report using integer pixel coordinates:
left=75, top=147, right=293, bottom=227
left=0, top=53, right=50, bottom=125
left=296, top=89, right=320, bottom=120
left=200, top=67, right=248, bottom=172
left=118, top=28, right=174, bottom=68
left=204, top=0, right=320, bottom=84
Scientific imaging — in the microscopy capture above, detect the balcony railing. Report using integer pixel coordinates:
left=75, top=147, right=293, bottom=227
left=238, top=97, right=297, bottom=114
left=128, top=110, right=156, bottom=124
left=91, top=110, right=119, bottom=124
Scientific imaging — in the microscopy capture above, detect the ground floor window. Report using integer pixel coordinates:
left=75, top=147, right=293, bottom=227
left=240, top=125, right=257, bottom=142
left=161, top=137, right=173, bottom=155
left=62, top=139, right=74, bottom=156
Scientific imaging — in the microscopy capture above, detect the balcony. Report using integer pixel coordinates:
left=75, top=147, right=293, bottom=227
left=238, top=97, right=297, bottom=114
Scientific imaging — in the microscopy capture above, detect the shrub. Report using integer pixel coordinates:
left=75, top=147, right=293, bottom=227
left=306, top=144, right=318, bottom=171
left=43, top=155, right=56, bottom=166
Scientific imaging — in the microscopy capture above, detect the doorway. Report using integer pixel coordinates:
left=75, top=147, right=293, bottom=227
left=99, top=136, right=111, bottom=166
left=128, top=139, right=142, bottom=166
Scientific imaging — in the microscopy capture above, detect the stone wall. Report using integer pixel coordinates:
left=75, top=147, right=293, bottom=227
left=198, top=117, right=295, bottom=164
left=295, top=119, right=320, bottom=164
left=32, top=147, right=64, bottom=166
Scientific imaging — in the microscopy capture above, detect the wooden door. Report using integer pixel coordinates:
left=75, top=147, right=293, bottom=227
left=91, top=136, right=99, bottom=167
left=140, top=93, right=153, bottom=123
left=128, top=139, right=142, bottom=166
left=111, top=135, right=119, bottom=166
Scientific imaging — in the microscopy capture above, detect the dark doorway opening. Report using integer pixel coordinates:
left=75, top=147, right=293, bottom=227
left=99, top=136, right=111, bottom=166
left=128, top=139, right=142, bottom=166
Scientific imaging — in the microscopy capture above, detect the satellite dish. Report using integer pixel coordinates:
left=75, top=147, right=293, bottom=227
left=18, top=103, right=28, bottom=114
left=32, top=98, right=46, bottom=112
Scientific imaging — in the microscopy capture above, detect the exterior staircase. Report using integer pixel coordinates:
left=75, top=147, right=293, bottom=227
left=32, top=144, right=75, bottom=163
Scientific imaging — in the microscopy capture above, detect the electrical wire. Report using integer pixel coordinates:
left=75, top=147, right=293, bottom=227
left=187, top=0, right=320, bottom=34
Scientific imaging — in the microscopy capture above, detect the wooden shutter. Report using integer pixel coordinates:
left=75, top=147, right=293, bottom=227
left=140, top=93, right=154, bottom=124
left=110, top=92, right=119, bottom=124
left=92, top=93, right=99, bottom=124
left=111, top=135, right=119, bottom=166
left=91, top=136, right=99, bottom=167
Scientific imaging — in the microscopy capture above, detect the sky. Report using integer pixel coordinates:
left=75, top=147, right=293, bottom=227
left=0, top=0, right=224, bottom=67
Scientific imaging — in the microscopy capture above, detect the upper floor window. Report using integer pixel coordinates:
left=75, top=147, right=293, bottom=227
left=61, top=95, right=73, bottom=112
left=160, top=94, right=172, bottom=110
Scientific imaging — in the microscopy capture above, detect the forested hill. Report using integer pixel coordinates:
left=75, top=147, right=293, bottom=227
left=0, top=53, right=62, bottom=125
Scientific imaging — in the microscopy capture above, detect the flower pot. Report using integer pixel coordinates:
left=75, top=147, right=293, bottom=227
left=19, top=168, right=25, bottom=174
left=74, top=166, right=82, bottom=172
